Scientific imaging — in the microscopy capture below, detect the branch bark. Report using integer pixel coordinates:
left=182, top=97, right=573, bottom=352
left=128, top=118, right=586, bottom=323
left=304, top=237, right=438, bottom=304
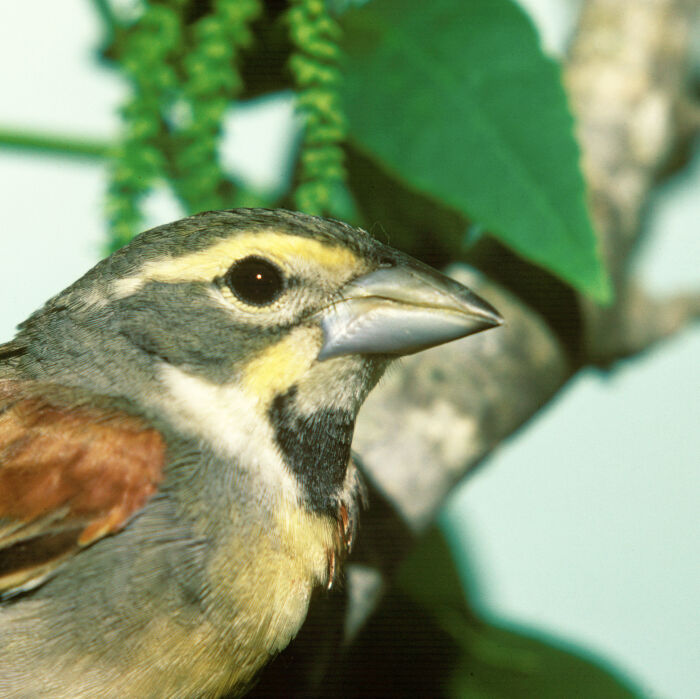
left=568, top=0, right=699, bottom=362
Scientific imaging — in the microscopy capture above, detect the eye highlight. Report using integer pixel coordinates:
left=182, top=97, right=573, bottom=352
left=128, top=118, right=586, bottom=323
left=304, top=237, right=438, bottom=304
left=225, top=256, right=285, bottom=307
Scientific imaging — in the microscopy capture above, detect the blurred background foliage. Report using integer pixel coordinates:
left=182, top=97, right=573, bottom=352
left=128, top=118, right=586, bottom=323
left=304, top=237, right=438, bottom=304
left=1, top=0, right=667, bottom=695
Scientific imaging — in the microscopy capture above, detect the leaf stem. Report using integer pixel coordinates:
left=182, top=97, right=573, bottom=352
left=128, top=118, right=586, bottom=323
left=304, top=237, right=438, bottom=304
left=0, top=128, right=110, bottom=160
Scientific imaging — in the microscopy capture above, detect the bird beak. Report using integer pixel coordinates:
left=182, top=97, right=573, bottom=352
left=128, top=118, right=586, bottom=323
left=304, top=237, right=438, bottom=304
left=317, top=257, right=503, bottom=360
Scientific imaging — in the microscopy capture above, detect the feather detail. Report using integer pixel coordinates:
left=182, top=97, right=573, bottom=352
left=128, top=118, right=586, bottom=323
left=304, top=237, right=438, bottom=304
left=0, top=379, right=166, bottom=595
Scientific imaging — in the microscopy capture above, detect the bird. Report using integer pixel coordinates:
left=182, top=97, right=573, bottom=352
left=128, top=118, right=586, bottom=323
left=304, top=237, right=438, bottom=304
left=0, top=208, right=502, bottom=698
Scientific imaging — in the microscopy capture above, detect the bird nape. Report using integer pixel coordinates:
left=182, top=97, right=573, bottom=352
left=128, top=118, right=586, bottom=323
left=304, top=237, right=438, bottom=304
left=0, top=208, right=502, bottom=698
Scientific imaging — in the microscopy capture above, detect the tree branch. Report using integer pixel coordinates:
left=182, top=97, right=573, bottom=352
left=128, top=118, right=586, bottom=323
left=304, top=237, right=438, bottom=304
left=567, top=0, right=699, bottom=358
left=354, top=266, right=568, bottom=532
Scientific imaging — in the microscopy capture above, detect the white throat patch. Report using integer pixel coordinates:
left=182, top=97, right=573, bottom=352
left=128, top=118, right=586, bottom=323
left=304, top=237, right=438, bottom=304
left=156, top=364, right=301, bottom=505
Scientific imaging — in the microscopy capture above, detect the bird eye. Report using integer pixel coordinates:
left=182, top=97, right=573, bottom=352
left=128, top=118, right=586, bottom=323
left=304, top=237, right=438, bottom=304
left=225, top=256, right=285, bottom=307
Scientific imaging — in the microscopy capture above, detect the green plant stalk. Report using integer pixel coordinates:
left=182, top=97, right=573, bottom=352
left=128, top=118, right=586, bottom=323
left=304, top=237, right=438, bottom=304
left=105, top=2, right=183, bottom=252
left=289, top=0, right=348, bottom=217
left=0, top=129, right=109, bottom=160
left=173, top=0, right=261, bottom=213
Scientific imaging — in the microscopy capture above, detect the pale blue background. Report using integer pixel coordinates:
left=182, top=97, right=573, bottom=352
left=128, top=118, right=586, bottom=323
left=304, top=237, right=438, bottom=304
left=1, top=2, right=698, bottom=697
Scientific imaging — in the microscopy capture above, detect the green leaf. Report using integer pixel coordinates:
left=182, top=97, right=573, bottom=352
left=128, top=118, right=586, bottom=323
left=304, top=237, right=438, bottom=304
left=341, top=0, right=612, bottom=303
left=447, top=631, right=640, bottom=698
left=345, top=143, right=467, bottom=266
left=397, top=527, right=474, bottom=619
left=398, top=528, right=641, bottom=698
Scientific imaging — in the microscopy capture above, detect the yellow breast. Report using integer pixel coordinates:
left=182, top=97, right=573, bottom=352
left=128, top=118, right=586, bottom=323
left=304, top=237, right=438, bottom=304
left=196, top=502, right=341, bottom=695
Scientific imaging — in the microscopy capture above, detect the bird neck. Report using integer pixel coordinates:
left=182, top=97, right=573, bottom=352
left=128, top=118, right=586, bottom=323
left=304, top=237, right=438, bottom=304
left=268, top=385, right=355, bottom=514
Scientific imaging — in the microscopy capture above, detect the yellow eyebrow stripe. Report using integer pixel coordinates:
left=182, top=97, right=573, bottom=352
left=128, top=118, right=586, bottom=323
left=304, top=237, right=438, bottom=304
left=118, top=231, right=361, bottom=292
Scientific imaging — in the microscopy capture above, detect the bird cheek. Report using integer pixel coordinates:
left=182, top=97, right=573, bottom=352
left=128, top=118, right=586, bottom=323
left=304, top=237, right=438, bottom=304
left=240, top=326, right=324, bottom=407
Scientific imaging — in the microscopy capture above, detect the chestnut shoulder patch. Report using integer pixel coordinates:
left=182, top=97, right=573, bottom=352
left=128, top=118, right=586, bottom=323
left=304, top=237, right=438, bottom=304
left=0, top=379, right=165, bottom=596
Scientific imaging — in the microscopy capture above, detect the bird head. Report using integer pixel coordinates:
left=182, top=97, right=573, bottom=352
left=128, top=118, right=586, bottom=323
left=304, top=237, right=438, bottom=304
left=12, top=209, right=501, bottom=514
